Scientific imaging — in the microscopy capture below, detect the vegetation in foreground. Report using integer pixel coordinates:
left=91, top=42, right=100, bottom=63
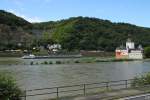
left=131, top=72, right=150, bottom=87
left=0, top=72, right=22, bottom=100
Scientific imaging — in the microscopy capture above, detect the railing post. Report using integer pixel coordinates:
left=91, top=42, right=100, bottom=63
left=83, top=84, right=86, bottom=96
left=24, top=90, right=26, bottom=100
left=57, top=87, right=59, bottom=100
left=106, top=82, right=109, bottom=91
left=125, top=80, right=128, bottom=88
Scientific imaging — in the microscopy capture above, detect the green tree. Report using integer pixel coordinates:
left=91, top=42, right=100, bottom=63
left=144, top=47, right=150, bottom=58
left=40, top=32, right=53, bottom=45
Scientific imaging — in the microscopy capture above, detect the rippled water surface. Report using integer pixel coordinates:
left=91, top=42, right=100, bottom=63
left=0, top=57, right=150, bottom=91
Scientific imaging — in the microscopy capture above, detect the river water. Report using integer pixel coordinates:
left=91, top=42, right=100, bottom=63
left=0, top=57, right=150, bottom=89
left=0, top=57, right=150, bottom=99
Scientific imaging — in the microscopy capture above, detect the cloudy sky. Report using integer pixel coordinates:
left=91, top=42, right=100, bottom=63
left=0, top=0, right=150, bottom=27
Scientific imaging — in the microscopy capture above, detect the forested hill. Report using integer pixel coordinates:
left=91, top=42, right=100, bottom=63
left=37, top=17, right=150, bottom=51
left=1, top=10, right=150, bottom=51
left=0, top=10, right=33, bottom=50
left=0, top=10, right=32, bottom=28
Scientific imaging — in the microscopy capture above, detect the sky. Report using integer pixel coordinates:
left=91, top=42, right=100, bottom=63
left=0, top=0, right=150, bottom=27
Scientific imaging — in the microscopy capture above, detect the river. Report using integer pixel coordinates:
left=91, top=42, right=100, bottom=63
left=0, top=57, right=150, bottom=99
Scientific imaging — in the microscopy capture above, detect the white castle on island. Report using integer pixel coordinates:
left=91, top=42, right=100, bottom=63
left=115, top=38, right=143, bottom=59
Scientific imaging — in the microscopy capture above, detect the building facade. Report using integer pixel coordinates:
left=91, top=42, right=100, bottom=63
left=47, top=44, right=61, bottom=53
left=115, top=39, right=143, bottom=59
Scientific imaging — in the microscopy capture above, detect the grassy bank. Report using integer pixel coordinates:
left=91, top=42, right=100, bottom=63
left=0, top=52, right=23, bottom=57
left=0, top=50, right=114, bottom=57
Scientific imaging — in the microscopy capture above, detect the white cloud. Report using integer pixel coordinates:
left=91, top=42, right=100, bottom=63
left=27, top=17, right=43, bottom=23
left=8, top=9, right=43, bottom=23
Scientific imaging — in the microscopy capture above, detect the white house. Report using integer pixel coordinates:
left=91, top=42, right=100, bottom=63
left=47, top=44, right=61, bottom=53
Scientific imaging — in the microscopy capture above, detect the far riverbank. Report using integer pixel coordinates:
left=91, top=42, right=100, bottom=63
left=0, top=56, right=147, bottom=66
left=0, top=51, right=114, bottom=57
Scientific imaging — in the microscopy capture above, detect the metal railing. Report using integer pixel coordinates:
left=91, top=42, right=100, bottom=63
left=22, top=79, right=135, bottom=100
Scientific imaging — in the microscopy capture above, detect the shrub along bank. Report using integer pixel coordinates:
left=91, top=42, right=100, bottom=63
left=0, top=72, right=22, bottom=100
left=131, top=72, right=150, bottom=87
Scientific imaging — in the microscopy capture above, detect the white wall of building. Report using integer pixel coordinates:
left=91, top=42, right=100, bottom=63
left=126, top=42, right=135, bottom=49
left=128, top=50, right=143, bottom=59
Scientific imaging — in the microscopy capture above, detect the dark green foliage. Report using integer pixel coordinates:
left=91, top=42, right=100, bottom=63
left=111, top=59, right=134, bottom=62
left=49, top=61, right=53, bottom=64
left=74, top=60, right=80, bottom=63
left=33, top=21, right=55, bottom=30
left=0, top=72, right=22, bottom=100
left=56, top=61, right=62, bottom=64
left=30, top=61, right=34, bottom=65
left=0, top=10, right=34, bottom=50
left=144, top=47, right=150, bottom=58
left=41, top=61, right=49, bottom=64
left=44, top=61, right=48, bottom=64
left=0, top=10, right=31, bottom=28
left=50, top=17, right=150, bottom=51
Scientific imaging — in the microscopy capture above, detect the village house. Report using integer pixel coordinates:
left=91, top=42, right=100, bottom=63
left=47, top=44, right=61, bottom=54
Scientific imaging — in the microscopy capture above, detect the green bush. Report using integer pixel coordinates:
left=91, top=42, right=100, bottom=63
left=41, top=61, right=49, bottom=65
left=74, top=60, right=80, bottom=63
left=144, top=47, right=150, bottom=58
left=30, top=61, right=34, bottom=65
left=49, top=61, right=53, bottom=64
left=56, top=61, right=62, bottom=64
left=131, top=73, right=150, bottom=87
left=44, top=61, right=48, bottom=64
left=0, top=73, right=22, bottom=100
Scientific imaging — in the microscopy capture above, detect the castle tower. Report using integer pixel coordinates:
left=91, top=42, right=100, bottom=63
left=126, top=38, right=135, bottom=49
